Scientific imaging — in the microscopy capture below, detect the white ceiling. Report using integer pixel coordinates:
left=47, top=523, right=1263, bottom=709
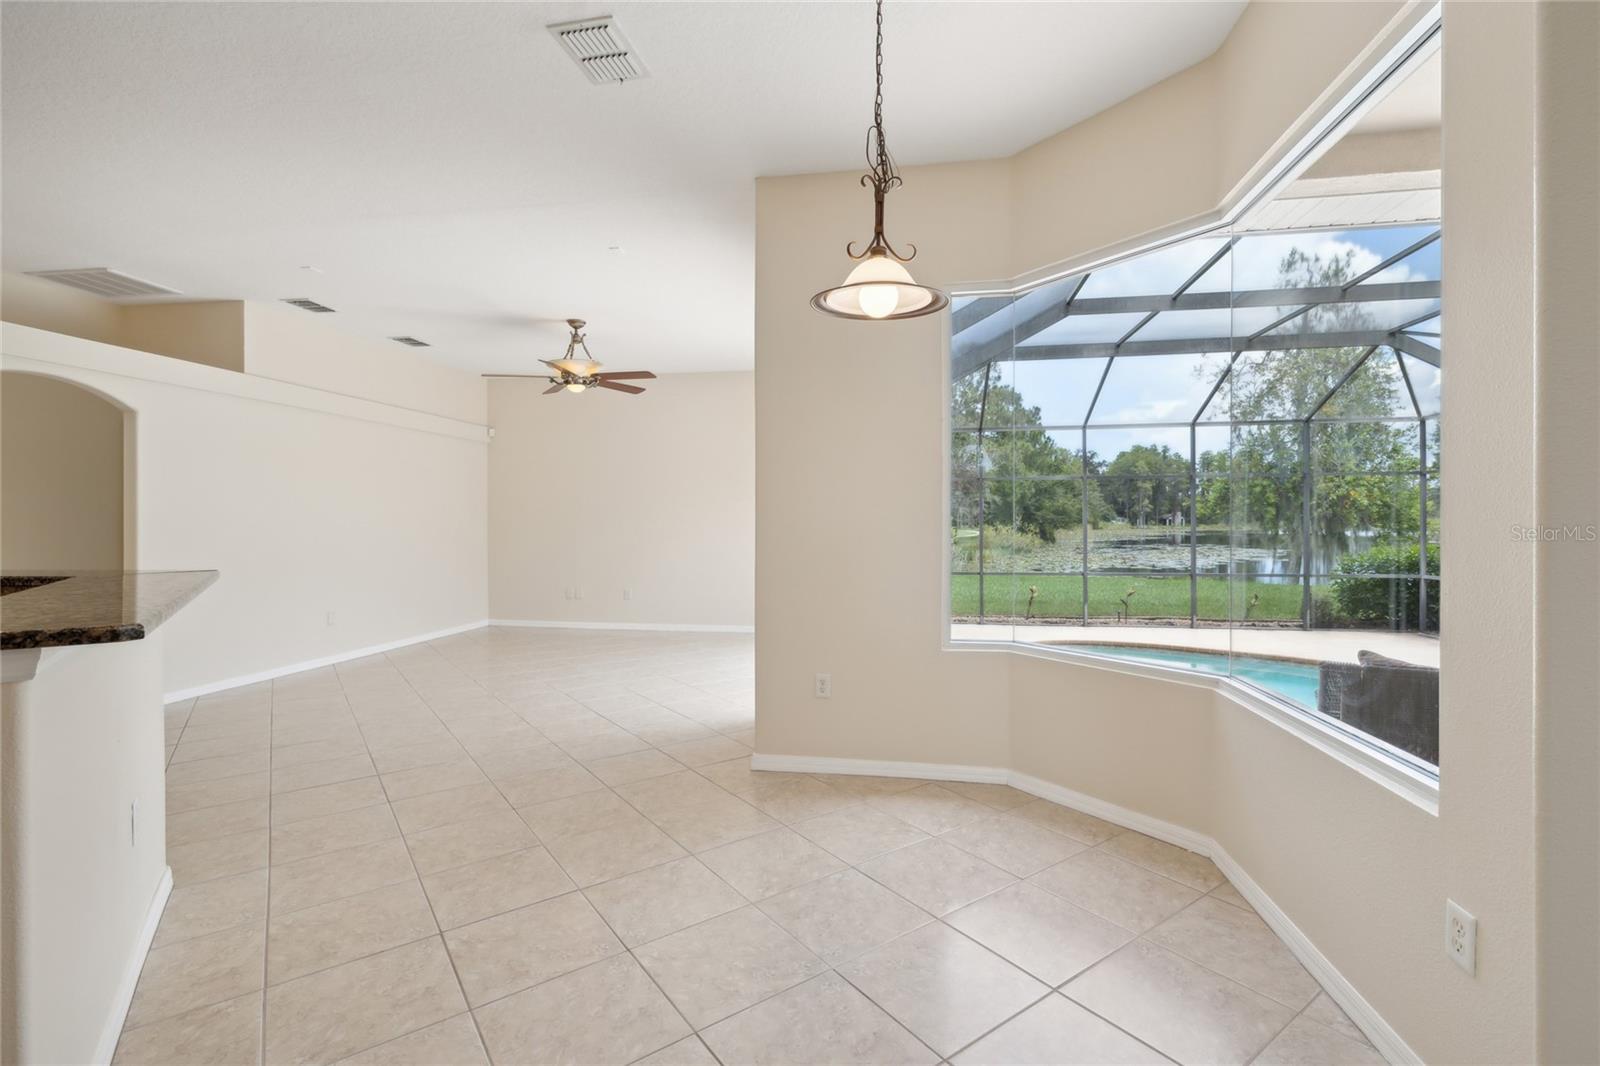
left=1, top=1, right=1245, bottom=374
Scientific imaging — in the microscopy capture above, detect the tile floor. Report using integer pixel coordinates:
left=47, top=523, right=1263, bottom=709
left=117, top=628, right=1384, bottom=1065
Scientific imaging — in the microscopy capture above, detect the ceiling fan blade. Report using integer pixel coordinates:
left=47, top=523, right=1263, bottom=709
left=595, top=371, right=656, bottom=381
left=597, top=381, right=646, bottom=395
left=543, top=383, right=565, bottom=395
left=482, top=373, right=553, bottom=379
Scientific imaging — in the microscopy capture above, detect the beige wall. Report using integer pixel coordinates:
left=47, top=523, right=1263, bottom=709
left=2, top=324, right=489, bottom=695
left=755, top=2, right=1595, bottom=1061
left=242, top=301, right=485, bottom=424
left=1531, top=2, right=1600, bottom=1061
left=1005, top=1, right=1403, bottom=282
left=0, top=278, right=493, bottom=692
left=757, top=159, right=1013, bottom=769
left=119, top=301, right=245, bottom=372
left=1, top=372, right=125, bottom=570
left=0, top=271, right=123, bottom=346
left=488, top=371, right=754, bottom=629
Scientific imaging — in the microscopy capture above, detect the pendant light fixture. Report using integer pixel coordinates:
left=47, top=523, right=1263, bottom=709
left=811, top=0, right=948, bottom=321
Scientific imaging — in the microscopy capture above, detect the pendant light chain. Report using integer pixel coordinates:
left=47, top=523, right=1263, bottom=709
left=872, top=0, right=888, bottom=178
left=809, top=0, right=947, bottom=319
left=856, top=0, right=906, bottom=261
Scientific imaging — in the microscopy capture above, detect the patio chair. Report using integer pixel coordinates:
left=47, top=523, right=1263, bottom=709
left=1316, top=650, right=1440, bottom=765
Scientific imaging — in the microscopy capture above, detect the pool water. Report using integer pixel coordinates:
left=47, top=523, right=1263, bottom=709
left=1066, top=643, right=1320, bottom=708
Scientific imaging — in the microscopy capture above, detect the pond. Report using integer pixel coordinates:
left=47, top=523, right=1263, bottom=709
left=965, top=528, right=1378, bottom=576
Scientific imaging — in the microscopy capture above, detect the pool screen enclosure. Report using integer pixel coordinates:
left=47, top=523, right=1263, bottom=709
left=950, top=223, right=1442, bottom=636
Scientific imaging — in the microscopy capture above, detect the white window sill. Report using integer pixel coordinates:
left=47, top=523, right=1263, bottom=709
left=947, top=636, right=1441, bottom=816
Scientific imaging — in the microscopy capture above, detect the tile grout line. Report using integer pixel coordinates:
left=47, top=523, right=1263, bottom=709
left=144, top=633, right=1324, bottom=1066
left=314, top=642, right=496, bottom=1066
left=424, top=631, right=754, bottom=1064
left=258, top=682, right=276, bottom=1065
left=459, top=634, right=1222, bottom=1060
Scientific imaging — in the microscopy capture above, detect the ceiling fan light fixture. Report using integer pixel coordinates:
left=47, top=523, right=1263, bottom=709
left=481, top=317, right=657, bottom=396
left=547, top=357, right=602, bottom=377
left=811, top=0, right=948, bottom=323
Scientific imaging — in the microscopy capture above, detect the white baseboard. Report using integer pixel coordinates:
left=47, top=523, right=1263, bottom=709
left=488, top=618, right=755, bottom=634
left=163, top=620, right=489, bottom=702
left=1207, top=849, right=1418, bottom=1065
left=750, top=751, right=1420, bottom=1065
left=750, top=753, right=1007, bottom=784
left=95, top=866, right=172, bottom=1064
left=1006, top=770, right=1216, bottom=856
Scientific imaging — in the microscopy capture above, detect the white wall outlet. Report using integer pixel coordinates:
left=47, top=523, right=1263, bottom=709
left=325, top=610, right=336, bottom=626
left=623, top=587, right=633, bottom=601
left=814, top=673, right=832, bottom=699
left=574, top=586, right=584, bottom=600
left=564, top=587, right=574, bottom=600
left=1446, top=899, right=1477, bottom=975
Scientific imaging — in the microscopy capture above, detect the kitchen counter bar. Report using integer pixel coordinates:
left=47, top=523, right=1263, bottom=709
left=0, top=570, right=218, bottom=650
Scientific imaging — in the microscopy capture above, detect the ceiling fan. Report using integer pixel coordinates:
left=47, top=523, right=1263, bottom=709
left=482, top=319, right=656, bottom=395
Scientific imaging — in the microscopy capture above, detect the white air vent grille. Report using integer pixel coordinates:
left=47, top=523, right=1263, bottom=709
left=548, top=17, right=648, bottom=84
left=390, top=336, right=431, bottom=347
left=282, top=297, right=336, bottom=313
left=26, top=267, right=180, bottom=298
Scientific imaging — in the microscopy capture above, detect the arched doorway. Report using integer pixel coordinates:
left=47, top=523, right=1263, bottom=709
left=0, top=370, right=130, bottom=571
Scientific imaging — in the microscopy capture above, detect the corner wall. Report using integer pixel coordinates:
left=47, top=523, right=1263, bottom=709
left=488, top=371, right=755, bottom=630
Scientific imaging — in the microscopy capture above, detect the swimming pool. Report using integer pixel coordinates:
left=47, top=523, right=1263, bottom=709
left=1063, top=643, right=1321, bottom=708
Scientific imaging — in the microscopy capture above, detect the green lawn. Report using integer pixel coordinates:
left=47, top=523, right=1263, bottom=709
left=951, top=573, right=1312, bottom=622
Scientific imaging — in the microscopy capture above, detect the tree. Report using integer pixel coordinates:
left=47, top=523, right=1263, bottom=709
left=951, top=366, right=1108, bottom=542
left=1195, top=245, right=1422, bottom=569
left=1102, top=444, right=1189, bottom=526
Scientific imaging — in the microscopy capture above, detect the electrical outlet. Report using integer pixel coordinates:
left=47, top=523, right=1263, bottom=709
left=325, top=610, right=336, bottom=626
left=623, top=588, right=633, bottom=601
left=1446, top=899, right=1476, bottom=975
left=574, top=586, right=584, bottom=600
left=814, top=673, right=832, bottom=699
left=564, top=587, right=574, bottom=600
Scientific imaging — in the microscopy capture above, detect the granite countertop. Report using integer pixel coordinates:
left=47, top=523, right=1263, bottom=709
left=0, top=570, right=218, bottom=650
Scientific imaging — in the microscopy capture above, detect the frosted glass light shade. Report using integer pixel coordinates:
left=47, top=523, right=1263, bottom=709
left=812, top=252, right=949, bottom=320
left=548, top=358, right=602, bottom=377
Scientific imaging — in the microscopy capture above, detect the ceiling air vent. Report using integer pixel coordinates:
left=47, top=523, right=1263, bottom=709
left=282, top=297, right=336, bottom=313
left=390, top=336, right=431, bottom=348
left=548, top=17, right=648, bottom=85
left=25, top=267, right=180, bottom=298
